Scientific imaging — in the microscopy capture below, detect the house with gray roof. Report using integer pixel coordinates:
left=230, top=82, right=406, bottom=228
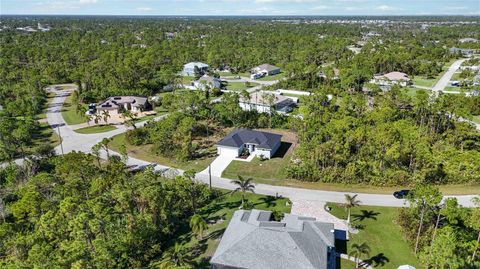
left=182, top=62, right=209, bottom=76
left=96, top=96, right=151, bottom=116
left=251, top=64, right=281, bottom=77
left=216, top=129, right=282, bottom=159
left=210, top=209, right=336, bottom=269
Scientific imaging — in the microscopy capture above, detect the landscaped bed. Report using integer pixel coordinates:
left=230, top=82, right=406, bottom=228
left=74, top=125, right=117, bottom=134
left=326, top=203, right=421, bottom=269
left=61, top=93, right=87, bottom=125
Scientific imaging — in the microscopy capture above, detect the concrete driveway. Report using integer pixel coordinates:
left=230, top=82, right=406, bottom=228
left=432, top=59, right=466, bottom=94
left=198, top=154, right=235, bottom=177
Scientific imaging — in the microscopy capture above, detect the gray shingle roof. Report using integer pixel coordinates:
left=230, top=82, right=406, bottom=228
left=210, top=209, right=335, bottom=269
left=217, top=129, right=282, bottom=150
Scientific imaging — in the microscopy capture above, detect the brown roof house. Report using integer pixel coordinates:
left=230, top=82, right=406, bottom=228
left=371, top=71, right=412, bottom=87
left=96, top=96, right=151, bottom=116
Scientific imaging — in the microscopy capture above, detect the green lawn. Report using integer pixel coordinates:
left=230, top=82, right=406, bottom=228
left=182, top=76, right=195, bottom=85
left=61, top=93, right=87, bottom=125
left=327, top=203, right=422, bottom=269
left=403, top=87, right=427, bottom=98
left=222, top=142, right=292, bottom=182
left=472, top=115, right=480, bottom=124
left=257, top=72, right=285, bottom=81
left=225, top=81, right=259, bottom=91
left=108, top=132, right=216, bottom=172
left=74, top=125, right=117, bottom=134
left=412, top=77, right=436, bottom=88
left=171, top=190, right=292, bottom=268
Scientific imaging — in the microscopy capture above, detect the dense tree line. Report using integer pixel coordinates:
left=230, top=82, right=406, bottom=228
left=127, top=91, right=287, bottom=162
left=287, top=87, right=480, bottom=186
left=397, top=185, right=480, bottom=268
left=0, top=152, right=212, bottom=268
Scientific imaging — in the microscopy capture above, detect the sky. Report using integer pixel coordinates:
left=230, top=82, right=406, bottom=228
left=1, top=0, right=479, bottom=16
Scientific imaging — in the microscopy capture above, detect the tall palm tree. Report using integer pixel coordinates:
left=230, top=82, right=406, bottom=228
left=231, top=175, right=255, bottom=208
left=344, top=194, right=361, bottom=228
left=349, top=242, right=370, bottom=268
left=157, top=243, right=191, bottom=269
left=101, top=110, right=111, bottom=125
left=190, top=214, right=208, bottom=240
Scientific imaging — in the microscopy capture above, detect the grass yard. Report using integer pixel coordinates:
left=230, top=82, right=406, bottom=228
left=108, top=132, right=216, bottom=172
left=412, top=77, right=436, bottom=88
left=225, top=81, right=259, bottom=91
left=220, top=130, right=480, bottom=195
left=473, top=115, right=480, bottom=124
left=170, top=190, right=292, bottom=268
left=61, top=93, right=88, bottom=125
left=327, top=203, right=422, bottom=269
left=74, top=125, right=117, bottom=134
left=182, top=76, right=195, bottom=85
left=403, top=87, right=427, bottom=98
left=257, top=72, right=285, bottom=81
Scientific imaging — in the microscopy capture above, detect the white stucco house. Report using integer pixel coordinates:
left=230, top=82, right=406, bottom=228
left=239, top=91, right=297, bottom=114
left=251, top=64, right=281, bottom=76
left=193, top=75, right=222, bottom=90
left=182, top=62, right=209, bottom=76
left=216, top=129, right=282, bottom=159
left=370, top=71, right=412, bottom=87
left=96, top=96, right=151, bottom=116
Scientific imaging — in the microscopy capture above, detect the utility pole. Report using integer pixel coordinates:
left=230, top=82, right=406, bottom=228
left=208, top=164, right=212, bottom=190
left=57, top=125, right=64, bottom=156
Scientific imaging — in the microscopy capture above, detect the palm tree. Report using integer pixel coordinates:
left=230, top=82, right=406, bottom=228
left=349, top=242, right=370, bottom=268
left=190, top=214, right=208, bottom=240
left=101, top=110, right=111, bottom=125
left=157, top=243, right=191, bottom=269
left=344, top=194, right=361, bottom=228
left=121, top=109, right=138, bottom=129
left=231, top=175, right=255, bottom=208
left=93, top=113, right=102, bottom=125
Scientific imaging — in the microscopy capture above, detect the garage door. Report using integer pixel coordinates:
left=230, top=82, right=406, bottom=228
left=218, top=146, right=238, bottom=158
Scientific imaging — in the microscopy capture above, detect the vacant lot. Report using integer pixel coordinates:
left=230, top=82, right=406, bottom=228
left=327, top=203, right=421, bottom=269
left=225, top=81, right=259, bottom=91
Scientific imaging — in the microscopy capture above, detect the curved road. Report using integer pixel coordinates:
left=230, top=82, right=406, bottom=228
left=2, top=85, right=478, bottom=207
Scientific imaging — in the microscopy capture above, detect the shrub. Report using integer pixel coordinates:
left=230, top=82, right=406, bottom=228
left=125, top=128, right=150, bottom=146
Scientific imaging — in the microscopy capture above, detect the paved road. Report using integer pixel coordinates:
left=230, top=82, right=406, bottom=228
left=2, top=85, right=478, bottom=207
left=431, top=59, right=466, bottom=94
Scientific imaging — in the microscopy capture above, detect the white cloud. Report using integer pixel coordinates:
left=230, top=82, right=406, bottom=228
left=78, top=0, right=98, bottom=4
left=137, top=7, right=153, bottom=12
left=255, top=0, right=318, bottom=3
left=376, top=5, right=401, bottom=11
left=311, top=5, right=328, bottom=11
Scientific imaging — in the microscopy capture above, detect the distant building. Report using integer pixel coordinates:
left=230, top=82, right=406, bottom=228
left=182, top=62, right=209, bottom=76
left=96, top=96, right=151, bottom=116
left=210, top=209, right=336, bottom=269
left=371, top=71, right=412, bottom=87
left=239, top=91, right=297, bottom=114
left=165, top=32, right=176, bottom=40
left=251, top=64, right=281, bottom=77
left=193, top=75, right=222, bottom=90
left=449, top=47, right=474, bottom=57
left=459, top=38, right=478, bottom=43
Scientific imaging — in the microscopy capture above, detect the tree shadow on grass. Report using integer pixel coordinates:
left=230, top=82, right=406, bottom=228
left=256, top=196, right=278, bottom=208
left=364, top=253, right=390, bottom=267
left=352, top=210, right=381, bottom=221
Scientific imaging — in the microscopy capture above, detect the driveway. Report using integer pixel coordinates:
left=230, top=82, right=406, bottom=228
left=198, top=154, right=235, bottom=177
left=431, top=59, right=466, bottom=94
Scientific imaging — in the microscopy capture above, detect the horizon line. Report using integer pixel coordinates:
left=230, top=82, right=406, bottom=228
left=1, top=14, right=479, bottom=17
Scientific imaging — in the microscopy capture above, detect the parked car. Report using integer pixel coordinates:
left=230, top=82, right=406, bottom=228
left=393, top=189, right=410, bottom=199
left=250, top=73, right=264, bottom=80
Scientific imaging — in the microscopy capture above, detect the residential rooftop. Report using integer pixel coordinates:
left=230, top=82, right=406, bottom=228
left=217, top=129, right=282, bottom=150
left=210, top=209, right=336, bottom=269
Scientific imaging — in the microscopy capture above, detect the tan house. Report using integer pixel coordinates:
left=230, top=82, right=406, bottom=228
left=239, top=91, right=297, bottom=114
left=96, top=96, right=151, bottom=116
left=371, top=71, right=412, bottom=87
left=251, top=64, right=281, bottom=76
